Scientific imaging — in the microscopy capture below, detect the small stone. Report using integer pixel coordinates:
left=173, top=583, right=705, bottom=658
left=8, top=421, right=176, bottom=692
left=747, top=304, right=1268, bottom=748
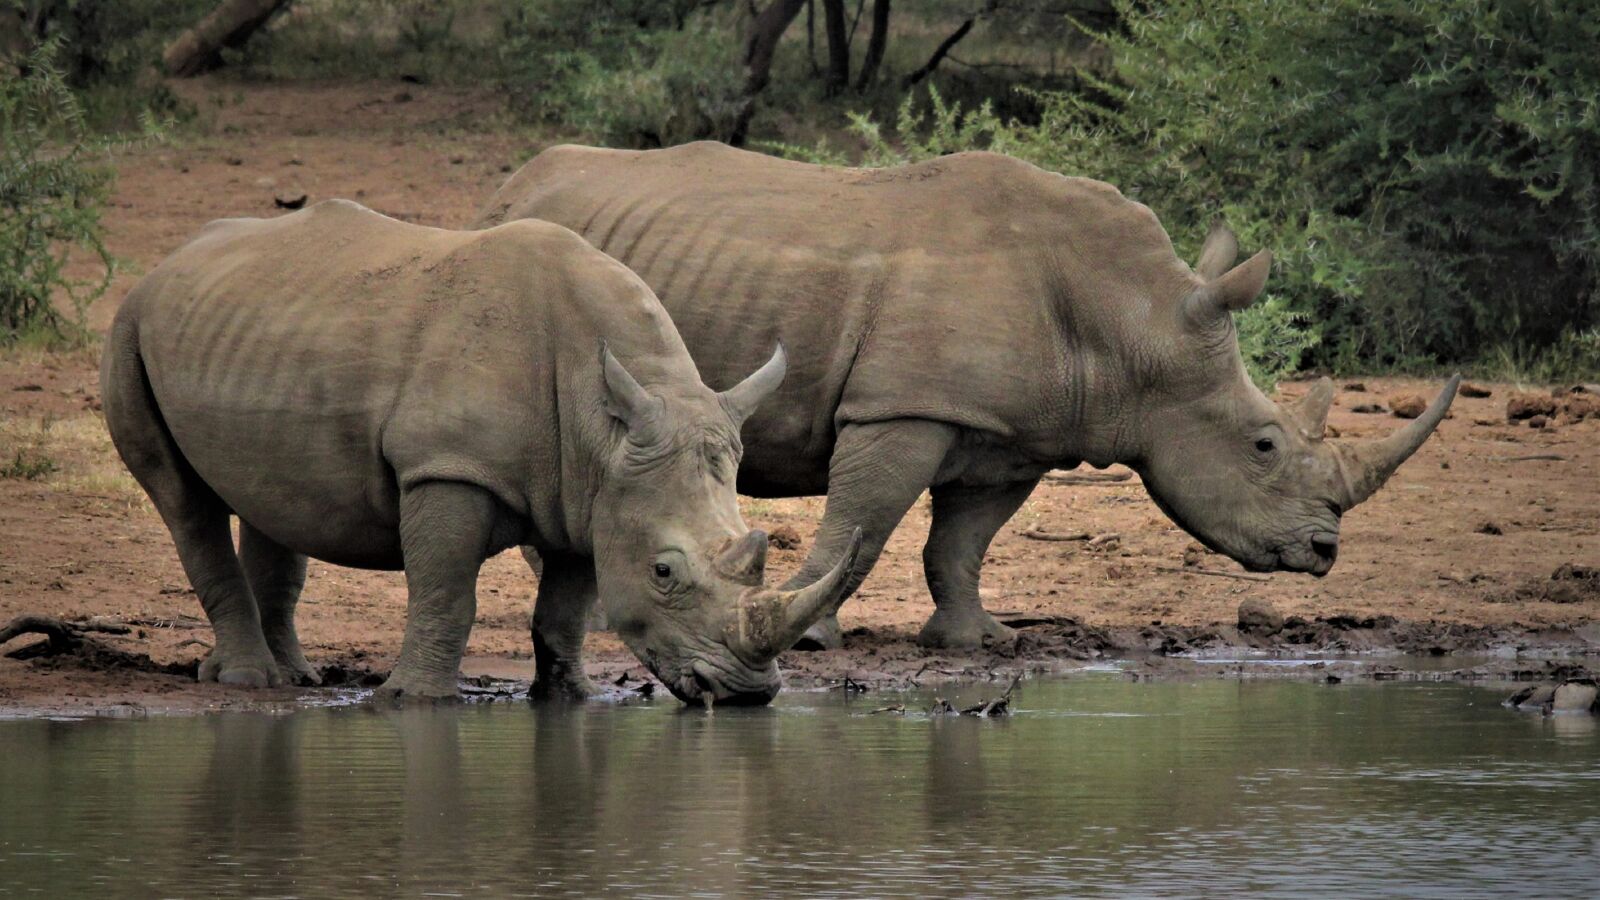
left=1527, top=414, right=1549, bottom=429
left=1388, top=393, right=1427, bottom=419
left=767, top=524, right=803, bottom=550
left=1459, top=382, right=1492, bottom=398
left=1343, top=382, right=1367, bottom=392
left=226, top=156, right=244, bottom=166
left=1237, top=598, right=1284, bottom=635
left=1472, top=417, right=1497, bottom=426
left=1506, top=391, right=1557, bottom=421
left=1351, top=403, right=1385, bottom=414
left=1560, top=394, right=1599, bottom=422
left=1550, top=682, right=1598, bottom=713
left=449, top=155, right=465, bottom=165
left=1475, top=521, right=1502, bottom=535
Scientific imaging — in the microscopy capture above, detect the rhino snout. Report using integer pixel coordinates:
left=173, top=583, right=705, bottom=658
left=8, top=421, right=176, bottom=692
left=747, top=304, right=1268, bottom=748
left=645, top=648, right=781, bottom=707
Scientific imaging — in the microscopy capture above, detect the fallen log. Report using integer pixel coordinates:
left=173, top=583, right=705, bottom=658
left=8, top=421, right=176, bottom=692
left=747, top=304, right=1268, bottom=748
left=1042, top=469, right=1133, bottom=486
left=1020, top=527, right=1091, bottom=542
left=162, top=0, right=294, bottom=78
left=1155, top=565, right=1272, bottom=583
left=0, top=615, right=132, bottom=659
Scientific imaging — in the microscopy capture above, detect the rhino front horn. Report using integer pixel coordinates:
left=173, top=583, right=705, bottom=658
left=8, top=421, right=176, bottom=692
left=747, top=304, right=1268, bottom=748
left=732, top=527, right=862, bottom=662
left=1336, top=375, right=1460, bottom=508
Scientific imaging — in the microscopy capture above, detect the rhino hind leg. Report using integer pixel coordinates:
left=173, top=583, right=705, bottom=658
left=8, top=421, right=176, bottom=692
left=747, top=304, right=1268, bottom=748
left=917, top=480, right=1035, bottom=650
left=101, top=326, right=281, bottom=688
left=378, top=480, right=498, bottom=701
left=239, top=521, right=320, bottom=686
left=528, top=551, right=599, bottom=701
left=784, top=420, right=959, bottom=651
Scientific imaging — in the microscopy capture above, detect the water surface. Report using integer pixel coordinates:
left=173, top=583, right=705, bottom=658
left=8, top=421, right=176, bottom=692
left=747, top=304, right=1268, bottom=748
left=1, top=678, right=1595, bottom=897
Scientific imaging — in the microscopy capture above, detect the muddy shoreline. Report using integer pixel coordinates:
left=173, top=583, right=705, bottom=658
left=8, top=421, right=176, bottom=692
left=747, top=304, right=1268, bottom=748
left=4, top=613, right=1595, bottom=718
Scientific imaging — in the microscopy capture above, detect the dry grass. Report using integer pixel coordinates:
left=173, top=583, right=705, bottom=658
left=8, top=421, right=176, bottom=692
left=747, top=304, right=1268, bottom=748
left=0, top=410, right=145, bottom=504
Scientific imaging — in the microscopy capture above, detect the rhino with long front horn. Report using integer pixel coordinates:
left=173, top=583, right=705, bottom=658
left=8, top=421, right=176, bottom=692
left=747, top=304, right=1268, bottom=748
left=473, top=143, right=1458, bottom=649
left=101, top=199, right=856, bottom=706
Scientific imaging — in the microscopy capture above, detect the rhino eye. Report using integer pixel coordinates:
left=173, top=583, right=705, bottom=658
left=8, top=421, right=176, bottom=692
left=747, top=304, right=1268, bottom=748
left=1254, top=437, right=1275, bottom=453
left=653, top=563, right=672, bottom=579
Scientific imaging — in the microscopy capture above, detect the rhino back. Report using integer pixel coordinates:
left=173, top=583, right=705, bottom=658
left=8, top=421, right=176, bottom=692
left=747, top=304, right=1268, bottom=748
left=126, top=200, right=675, bottom=563
left=476, top=143, right=1194, bottom=482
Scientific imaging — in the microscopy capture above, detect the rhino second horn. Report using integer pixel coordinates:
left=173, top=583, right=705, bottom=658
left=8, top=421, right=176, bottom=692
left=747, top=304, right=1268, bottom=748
left=1336, top=374, right=1460, bottom=508
left=719, top=343, right=787, bottom=425
left=737, top=527, right=862, bottom=662
left=1292, top=377, right=1335, bottom=439
left=715, top=529, right=769, bottom=584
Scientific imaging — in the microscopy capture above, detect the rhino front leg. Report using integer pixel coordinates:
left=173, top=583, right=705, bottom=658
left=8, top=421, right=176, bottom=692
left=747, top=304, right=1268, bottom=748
left=785, top=419, right=958, bottom=650
left=520, top=545, right=608, bottom=632
left=379, top=481, right=496, bottom=700
left=239, top=520, right=320, bottom=686
left=918, top=479, right=1037, bottom=649
left=528, top=551, right=599, bottom=701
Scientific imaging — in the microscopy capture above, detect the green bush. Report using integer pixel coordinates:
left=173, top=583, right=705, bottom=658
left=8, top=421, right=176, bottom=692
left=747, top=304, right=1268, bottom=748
left=852, top=0, right=1600, bottom=379
left=3, top=0, right=207, bottom=127
left=0, top=39, right=117, bottom=348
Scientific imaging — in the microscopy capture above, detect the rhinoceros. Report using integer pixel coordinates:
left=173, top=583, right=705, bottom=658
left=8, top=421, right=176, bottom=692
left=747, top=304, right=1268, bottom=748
left=473, top=142, right=1458, bottom=650
left=101, top=199, right=859, bottom=703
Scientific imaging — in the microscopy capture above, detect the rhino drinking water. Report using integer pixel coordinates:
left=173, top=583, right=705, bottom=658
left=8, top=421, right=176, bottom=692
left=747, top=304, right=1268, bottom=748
left=474, top=142, right=1459, bottom=650
left=101, top=199, right=859, bottom=703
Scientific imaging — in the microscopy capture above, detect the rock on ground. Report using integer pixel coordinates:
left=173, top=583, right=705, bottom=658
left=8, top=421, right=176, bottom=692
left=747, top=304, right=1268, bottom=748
left=1388, top=394, right=1427, bottom=419
left=1237, top=598, right=1285, bottom=635
left=1506, top=391, right=1557, bottom=421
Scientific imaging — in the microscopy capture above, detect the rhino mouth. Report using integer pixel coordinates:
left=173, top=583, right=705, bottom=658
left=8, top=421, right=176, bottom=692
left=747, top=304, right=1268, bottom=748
left=644, top=648, right=781, bottom=707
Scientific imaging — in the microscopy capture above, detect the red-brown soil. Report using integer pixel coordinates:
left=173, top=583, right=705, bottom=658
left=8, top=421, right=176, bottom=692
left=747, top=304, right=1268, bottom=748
left=2, top=80, right=1596, bottom=715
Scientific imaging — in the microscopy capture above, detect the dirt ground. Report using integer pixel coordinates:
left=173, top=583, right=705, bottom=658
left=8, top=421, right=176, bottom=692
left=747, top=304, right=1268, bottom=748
left=2, top=80, right=1597, bottom=715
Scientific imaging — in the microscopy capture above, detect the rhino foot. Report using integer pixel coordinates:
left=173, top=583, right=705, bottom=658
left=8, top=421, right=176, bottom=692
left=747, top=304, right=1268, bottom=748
left=199, top=646, right=284, bottom=688
left=790, top=614, right=843, bottom=652
left=265, top=634, right=321, bottom=686
left=529, top=673, right=598, bottom=702
left=917, top=607, right=1016, bottom=650
left=373, top=668, right=460, bottom=702
left=274, top=654, right=322, bottom=687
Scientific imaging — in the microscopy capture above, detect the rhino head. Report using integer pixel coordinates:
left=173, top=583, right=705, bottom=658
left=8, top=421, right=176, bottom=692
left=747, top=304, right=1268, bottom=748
left=588, top=344, right=860, bottom=705
left=1130, top=227, right=1459, bottom=576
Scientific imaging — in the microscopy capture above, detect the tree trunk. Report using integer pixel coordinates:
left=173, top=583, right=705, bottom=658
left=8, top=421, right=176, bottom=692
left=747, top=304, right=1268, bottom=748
left=902, top=17, right=974, bottom=89
left=730, top=0, right=809, bottom=146
left=854, top=0, right=890, bottom=92
left=821, top=0, right=849, bottom=97
left=162, top=0, right=294, bottom=78
left=806, top=0, right=819, bottom=77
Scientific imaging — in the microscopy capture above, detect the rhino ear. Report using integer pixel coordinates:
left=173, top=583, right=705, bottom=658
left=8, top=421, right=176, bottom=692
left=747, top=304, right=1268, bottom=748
left=1194, top=224, right=1239, bottom=281
left=600, top=342, right=663, bottom=436
left=719, top=343, right=786, bottom=426
left=1184, top=249, right=1272, bottom=325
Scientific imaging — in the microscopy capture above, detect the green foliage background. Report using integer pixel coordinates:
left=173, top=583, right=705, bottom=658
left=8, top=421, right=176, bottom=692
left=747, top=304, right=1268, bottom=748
left=0, top=39, right=117, bottom=347
left=827, top=0, right=1600, bottom=380
left=3, top=0, right=1597, bottom=380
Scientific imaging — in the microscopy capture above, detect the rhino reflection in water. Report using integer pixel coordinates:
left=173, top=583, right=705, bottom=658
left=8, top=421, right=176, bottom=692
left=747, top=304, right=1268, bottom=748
left=476, top=142, right=1459, bottom=650
left=101, top=200, right=859, bottom=705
